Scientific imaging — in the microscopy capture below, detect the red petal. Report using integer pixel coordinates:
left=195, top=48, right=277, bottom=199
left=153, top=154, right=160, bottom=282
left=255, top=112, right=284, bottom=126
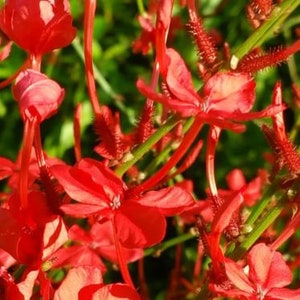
left=12, top=69, right=64, bottom=122
left=60, top=203, right=109, bottom=217
left=0, top=157, right=15, bottom=180
left=264, top=251, right=292, bottom=289
left=224, top=258, right=254, bottom=294
left=115, top=202, right=166, bottom=248
left=266, top=287, right=300, bottom=299
left=53, top=266, right=103, bottom=300
left=211, top=192, right=244, bottom=235
left=68, top=224, right=93, bottom=245
left=79, top=283, right=140, bottom=300
left=0, top=208, right=20, bottom=259
left=247, top=243, right=275, bottom=287
left=165, top=48, right=202, bottom=110
left=17, top=270, right=39, bottom=300
left=42, top=217, right=68, bottom=261
left=0, top=40, right=12, bottom=62
left=226, top=169, right=246, bottom=191
left=138, top=186, right=195, bottom=215
left=0, top=0, right=76, bottom=55
left=136, top=78, right=200, bottom=117
left=77, top=158, right=126, bottom=194
left=51, top=245, right=107, bottom=272
left=90, top=222, right=143, bottom=264
left=204, top=72, right=255, bottom=114
left=51, top=164, right=110, bottom=207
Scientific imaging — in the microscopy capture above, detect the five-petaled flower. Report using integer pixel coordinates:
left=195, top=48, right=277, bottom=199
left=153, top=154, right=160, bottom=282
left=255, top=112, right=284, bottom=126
left=137, top=48, right=282, bottom=128
left=51, top=158, right=195, bottom=248
left=211, top=243, right=300, bottom=299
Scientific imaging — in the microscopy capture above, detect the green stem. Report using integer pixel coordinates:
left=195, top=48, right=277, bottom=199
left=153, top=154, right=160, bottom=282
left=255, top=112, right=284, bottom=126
left=72, top=38, right=134, bottom=121
left=136, top=0, right=146, bottom=15
left=228, top=204, right=282, bottom=260
left=115, top=115, right=180, bottom=177
left=145, top=117, right=194, bottom=175
left=245, top=182, right=278, bottom=227
left=144, top=233, right=195, bottom=257
left=232, top=0, right=300, bottom=61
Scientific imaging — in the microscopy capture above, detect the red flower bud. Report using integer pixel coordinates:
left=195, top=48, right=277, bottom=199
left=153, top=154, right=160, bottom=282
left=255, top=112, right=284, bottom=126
left=12, top=69, right=64, bottom=122
left=0, top=0, right=76, bottom=55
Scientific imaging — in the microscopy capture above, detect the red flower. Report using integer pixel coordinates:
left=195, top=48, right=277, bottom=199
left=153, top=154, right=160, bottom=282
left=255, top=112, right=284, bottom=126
left=53, top=266, right=140, bottom=300
left=0, top=0, right=76, bottom=56
left=0, top=190, right=67, bottom=267
left=51, top=158, right=195, bottom=248
left=203, top=71, right=255, bottom=115
left=211, top=243, right=300, bottom=299
left=51, top=222, right=143, bottom=272
left=219, top=168, right=267, bottom=207
left=12, top=69, right=64, bottom=122
left=137, top=48, right=283, bottom=125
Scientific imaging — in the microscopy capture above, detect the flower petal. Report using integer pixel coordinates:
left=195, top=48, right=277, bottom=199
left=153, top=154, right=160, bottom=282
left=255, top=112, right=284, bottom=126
left=79, top=283, right=140, bottom=300
left=204, top=72, right=255, bottom=114
left=54, top=266, right=103, bottom=300
left=115, top=202, right=166, bottom=248
left=138, top=186, right=195, bottom=216
left=13, top=69, right=64, bottom=122
left=165, top=48, right=203, bottom=111
left=267, top=287, right=300, bottom=300
left=51, top=164, right=110, bottom=207
left=224, top=258, right=254, bottom=294
left=248, top=243, right=274, bottom=287
left=264, top=251, right=292, bottom=289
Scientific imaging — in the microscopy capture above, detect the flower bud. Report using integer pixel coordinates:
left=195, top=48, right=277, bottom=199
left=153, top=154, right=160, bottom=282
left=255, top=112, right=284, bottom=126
left=0, top=0, right=76, bottom=55
left=12, top=69, right=64, bottom=122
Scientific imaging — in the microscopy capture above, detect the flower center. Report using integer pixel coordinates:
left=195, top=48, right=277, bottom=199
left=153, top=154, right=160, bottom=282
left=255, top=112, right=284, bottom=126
left=110, top=195, right=121, bottom=210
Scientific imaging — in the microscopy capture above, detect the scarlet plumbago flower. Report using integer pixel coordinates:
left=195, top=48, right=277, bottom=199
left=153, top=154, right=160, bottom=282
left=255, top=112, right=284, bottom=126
left=211, top=243, right=300, bottom=299
left=51, top=222, right=143, bottom=272
left=137, top=47, right=282, bottom=126
left=51, top=158, right=195, bottom=287
left=51, top=158, right=195, bottom=249
left=0, top=0, right=76, bottom=57
left=53, top=266, right=140, bottom=300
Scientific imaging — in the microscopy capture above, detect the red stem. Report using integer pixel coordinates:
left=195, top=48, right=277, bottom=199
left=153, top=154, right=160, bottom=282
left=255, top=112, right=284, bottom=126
left=138, top=258, right=150, bottom=300
left=270, top=209, right=300, bottom=251
left=193, top=241, right=204, bottom=279
left=29, top=54, right=42, bottom=71
left=33, top=125, right=46, bottom=169
left=84, top=0, right=101, bottom=116
left=19, top=117, right=38, bottom=209
left=74, top=104, right=82, bottom=162
left=111, top=217, right=135, bottom=289
left=206, top=125, right=221, bottom=196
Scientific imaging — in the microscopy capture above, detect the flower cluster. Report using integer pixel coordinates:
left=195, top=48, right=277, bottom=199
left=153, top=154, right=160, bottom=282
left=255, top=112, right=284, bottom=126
left=0, top=0, right=299, bottom=299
